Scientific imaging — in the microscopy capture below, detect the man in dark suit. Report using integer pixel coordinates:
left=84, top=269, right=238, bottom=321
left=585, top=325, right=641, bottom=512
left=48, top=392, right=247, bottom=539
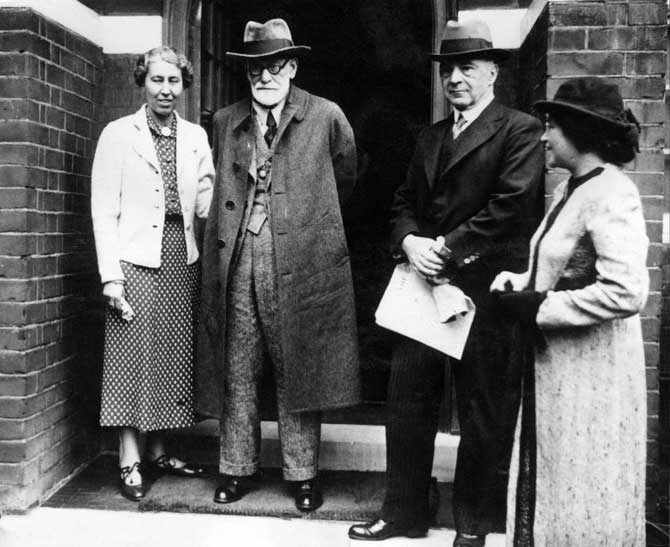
left=349, top=19, right=544, bottom=547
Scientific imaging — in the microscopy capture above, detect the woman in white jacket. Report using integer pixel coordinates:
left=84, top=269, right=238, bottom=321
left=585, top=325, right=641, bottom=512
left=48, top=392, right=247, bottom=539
left=91, top=46, right=214, bottom=501
left=491, top=78, right=647, bottom=546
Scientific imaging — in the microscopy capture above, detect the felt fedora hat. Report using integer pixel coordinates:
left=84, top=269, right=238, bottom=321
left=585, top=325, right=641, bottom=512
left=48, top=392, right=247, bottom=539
left=429, top=19, right=510, bottom=62
left=226, top=18, right=311, bottom=59
left=534, top=77, right=638, bottom=128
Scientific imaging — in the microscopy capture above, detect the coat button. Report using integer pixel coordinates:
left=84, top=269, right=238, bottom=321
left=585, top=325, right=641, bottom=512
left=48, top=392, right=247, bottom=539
left=217, top=239, right=226, bottom=249
left=232, top=162, right=240, bottom=172
left=225, top=201, right=235, bottom=210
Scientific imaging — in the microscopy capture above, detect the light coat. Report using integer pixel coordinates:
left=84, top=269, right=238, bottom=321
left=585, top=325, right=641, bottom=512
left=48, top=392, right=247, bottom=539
left=504, top=164, right=648, bottom=546
left=91, top=106, right=214, bottom=282
left=197, top=85, right=361, bottom=417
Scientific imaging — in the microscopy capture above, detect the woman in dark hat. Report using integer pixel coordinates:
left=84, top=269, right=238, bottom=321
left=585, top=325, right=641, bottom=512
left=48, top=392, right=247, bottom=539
left=490, top=77, right=647, bottom=545
left=91, top=46, right=213, bottom=501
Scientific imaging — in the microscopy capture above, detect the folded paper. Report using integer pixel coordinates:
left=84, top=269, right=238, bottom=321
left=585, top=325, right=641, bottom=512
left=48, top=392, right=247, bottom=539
left=375, top=263, right=476, bottom=359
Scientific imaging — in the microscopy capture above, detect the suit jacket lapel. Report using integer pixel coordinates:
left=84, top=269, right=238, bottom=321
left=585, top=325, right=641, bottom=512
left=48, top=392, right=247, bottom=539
left=425, top=121, right=451, bottom=190
left=440, top=101, right=505, bottom=177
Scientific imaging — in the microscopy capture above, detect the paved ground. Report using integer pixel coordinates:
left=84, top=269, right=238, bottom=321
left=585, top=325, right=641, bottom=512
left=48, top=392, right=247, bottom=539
left=0, top=507, right=507, bottom=547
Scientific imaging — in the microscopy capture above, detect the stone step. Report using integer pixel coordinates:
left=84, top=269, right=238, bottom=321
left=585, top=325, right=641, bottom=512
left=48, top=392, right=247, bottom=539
left=174, top=419, right=459, bottom=482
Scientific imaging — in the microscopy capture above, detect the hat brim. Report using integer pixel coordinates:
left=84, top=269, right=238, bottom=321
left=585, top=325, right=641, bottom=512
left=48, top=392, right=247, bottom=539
left=428, top=48, right=511, bottom=62
left=533, top=99, right=627, bottom=127
left=226, top=45, right=311, bottom=59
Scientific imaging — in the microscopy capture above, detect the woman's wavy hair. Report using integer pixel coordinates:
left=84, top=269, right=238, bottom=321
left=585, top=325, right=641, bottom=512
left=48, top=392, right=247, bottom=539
left=545, top=106, right=640, bottom=166
left=134, top=46, right=194, bottom=89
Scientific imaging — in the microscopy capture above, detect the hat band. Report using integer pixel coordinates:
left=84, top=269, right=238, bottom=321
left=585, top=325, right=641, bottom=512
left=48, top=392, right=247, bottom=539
left=556, top=98, right=620, bottom=118
left=242, top=38, right=295, bottom=56
left=440, top=37, right=494, bottom=55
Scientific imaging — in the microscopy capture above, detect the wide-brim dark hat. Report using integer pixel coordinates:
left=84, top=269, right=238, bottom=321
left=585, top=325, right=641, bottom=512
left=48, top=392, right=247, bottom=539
left=226, top=18, right=311, bottom=59
left=534, top=77, right=635, bottom=128
left=429, top=19, right=510, bottom=62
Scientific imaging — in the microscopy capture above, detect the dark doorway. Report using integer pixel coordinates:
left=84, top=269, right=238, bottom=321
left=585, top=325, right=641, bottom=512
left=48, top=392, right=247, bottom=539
left=200, top=0, right=435, bottom=419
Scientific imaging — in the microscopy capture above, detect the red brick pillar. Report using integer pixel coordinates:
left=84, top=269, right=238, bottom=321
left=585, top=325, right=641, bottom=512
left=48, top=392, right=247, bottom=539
left=520, top=0, right=668, bottom=520
left=0, top=7, right=103, bottom=511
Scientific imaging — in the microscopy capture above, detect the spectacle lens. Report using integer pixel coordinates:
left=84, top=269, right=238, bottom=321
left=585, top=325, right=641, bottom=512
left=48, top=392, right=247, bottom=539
left=248, top=58, right=290, bottom=77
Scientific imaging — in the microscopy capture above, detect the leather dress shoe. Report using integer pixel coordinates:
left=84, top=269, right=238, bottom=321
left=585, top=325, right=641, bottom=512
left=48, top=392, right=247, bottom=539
left=348, top=518, right=427, bottom=541
left=119, top=462, right=145, bottom=502
left=150, top=454, right=204, bottom=478
left=292, top=479, right=322, bottom=512
left=213, top=474, right=243, bottom=504
left=453, top=532, right=486, bottom=547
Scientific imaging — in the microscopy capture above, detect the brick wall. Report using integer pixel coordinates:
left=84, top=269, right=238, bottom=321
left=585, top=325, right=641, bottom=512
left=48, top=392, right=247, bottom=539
left=98, top=54, right=144, bottom=134
left=519, top=0, right=668, bottom=520
left=0, top=7, right=104, bottom=511
left=659, top=1, right=670, bottom=526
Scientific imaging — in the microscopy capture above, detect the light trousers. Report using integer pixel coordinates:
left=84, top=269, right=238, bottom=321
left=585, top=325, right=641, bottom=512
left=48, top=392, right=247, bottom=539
left=219, top=221, right=320, bottom=481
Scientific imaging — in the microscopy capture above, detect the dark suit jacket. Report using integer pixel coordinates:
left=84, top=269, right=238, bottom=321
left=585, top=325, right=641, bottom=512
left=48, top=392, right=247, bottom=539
left=390, top=100, right=544, bottom=305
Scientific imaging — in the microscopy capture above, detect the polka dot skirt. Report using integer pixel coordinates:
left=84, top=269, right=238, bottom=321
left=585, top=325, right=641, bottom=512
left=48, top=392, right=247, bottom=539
left=99, top=220, right=199, bottom=431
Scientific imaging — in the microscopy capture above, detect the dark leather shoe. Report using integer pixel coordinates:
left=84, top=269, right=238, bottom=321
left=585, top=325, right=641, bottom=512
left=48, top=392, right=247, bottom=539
left=292, top=479, right=322, bottom=512
left=213, top=475, right=243, bottom=504
left=119, top=462, right=145, bottom=502
left=348, top=518, right=427, bottom=541
left=453, top=532, right=486, bottom=547
left=151, top=454, right=204, bottom=478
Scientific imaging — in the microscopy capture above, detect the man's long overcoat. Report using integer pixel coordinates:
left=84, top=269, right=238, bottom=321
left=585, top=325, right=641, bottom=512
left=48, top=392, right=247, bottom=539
left=196, top=85, right=361, bottom=417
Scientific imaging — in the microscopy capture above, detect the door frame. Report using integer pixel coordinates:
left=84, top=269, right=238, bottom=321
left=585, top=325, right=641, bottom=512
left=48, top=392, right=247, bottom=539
left=165, top=0, right=455, bottom=125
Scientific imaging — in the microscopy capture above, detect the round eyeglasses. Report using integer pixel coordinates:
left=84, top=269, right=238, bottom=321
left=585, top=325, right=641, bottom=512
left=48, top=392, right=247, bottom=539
left=247, top=58, right=290, bottom=77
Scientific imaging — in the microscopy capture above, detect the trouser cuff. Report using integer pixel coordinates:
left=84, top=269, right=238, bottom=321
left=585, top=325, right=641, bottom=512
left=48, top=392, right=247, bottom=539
left=283, top=465, right=318, bottom=481
left=219, top=459, right=258, bottom=477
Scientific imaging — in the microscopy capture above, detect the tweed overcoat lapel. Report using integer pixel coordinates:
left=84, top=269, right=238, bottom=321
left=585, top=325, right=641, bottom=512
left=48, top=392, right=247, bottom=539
left=273, top=85, right=308, bottom=148
left=229, top=101, right=254, bottom=193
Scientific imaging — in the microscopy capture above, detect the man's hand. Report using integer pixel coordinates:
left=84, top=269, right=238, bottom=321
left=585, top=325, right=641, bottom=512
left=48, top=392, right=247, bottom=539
left=401, top=234, right=447, bottom=277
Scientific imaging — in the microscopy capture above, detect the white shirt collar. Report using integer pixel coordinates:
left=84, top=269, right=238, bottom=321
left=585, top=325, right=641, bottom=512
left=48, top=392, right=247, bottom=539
left=454, top=93, right=495, bottom=125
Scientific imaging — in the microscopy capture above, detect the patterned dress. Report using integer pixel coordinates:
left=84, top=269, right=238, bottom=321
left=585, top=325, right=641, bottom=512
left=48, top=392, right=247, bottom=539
left=99, top=110, right=199, bottom=431
left=505, top=165, right=648, bottom=546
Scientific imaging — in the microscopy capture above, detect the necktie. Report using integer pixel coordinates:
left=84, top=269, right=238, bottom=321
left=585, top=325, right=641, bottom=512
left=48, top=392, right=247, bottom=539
left=452, top=113, right=467, bottom=139
left=264, top=111, right=277, bottom=147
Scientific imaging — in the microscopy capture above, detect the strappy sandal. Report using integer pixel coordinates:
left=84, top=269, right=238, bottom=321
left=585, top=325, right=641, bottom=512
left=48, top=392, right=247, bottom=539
left=119, top=461, right=145, bottom=501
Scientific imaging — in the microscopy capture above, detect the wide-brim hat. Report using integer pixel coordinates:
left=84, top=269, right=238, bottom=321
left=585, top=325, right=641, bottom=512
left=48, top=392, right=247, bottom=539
left=226, top=18, right=311, bottom=59
left=534, top=77, right=635, bottom=128
left=429, top=19, right=510, bottom=62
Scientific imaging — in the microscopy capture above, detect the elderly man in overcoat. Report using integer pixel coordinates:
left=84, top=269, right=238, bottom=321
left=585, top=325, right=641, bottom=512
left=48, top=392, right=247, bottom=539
left=196, top=18, right=361, bottom=512
left=349, top=19, right=544, bottom=546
